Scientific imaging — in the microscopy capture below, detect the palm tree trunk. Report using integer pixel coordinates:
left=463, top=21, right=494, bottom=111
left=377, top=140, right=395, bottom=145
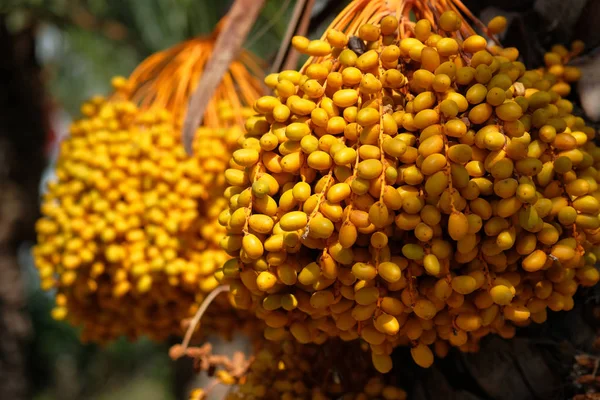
left=0, top=15, right=47, bottom=400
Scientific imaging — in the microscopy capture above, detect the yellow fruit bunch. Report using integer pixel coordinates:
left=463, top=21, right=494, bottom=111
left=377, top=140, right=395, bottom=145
left=539, top=42, right=585, bottom=98
left=190, top=340, right=406, bottom=400
left=217, top=0, right=600, bottom=372
left=33, top=25, right=264, bottom=343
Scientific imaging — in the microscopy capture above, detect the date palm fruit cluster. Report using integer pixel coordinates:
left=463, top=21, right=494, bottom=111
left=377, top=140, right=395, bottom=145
left=218, top=0, right=600, bottom=372
left=33, top=28, right=264, bottom=342
left=191, top=340, right=407, bottom=400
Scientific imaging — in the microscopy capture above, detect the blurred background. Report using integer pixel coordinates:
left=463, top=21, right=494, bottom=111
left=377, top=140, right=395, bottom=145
left=0, top=1, right=599, bottom=400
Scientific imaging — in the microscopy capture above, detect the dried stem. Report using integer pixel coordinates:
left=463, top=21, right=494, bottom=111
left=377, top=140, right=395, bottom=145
left=183, top=0, right=265, bottom=154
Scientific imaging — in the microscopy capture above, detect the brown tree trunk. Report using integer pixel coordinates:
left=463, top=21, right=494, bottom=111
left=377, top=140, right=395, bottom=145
left=0, top=15, right=47, bottom=400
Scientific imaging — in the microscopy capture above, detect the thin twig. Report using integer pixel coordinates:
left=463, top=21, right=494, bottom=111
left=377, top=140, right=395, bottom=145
left=284, top=0, right=316, bottom=71
left=271, top=0, right=316, bottom=73
left=180, top=285, right=231, bottom=351
left=245, top=0, right=293, bottom=50
left=182, top=0, right=265, bottom=154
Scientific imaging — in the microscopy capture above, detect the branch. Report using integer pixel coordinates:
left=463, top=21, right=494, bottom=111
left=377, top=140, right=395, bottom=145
left=179, top=285, right=230, bottom=353
left=182, top=0, right=265, bottom=155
